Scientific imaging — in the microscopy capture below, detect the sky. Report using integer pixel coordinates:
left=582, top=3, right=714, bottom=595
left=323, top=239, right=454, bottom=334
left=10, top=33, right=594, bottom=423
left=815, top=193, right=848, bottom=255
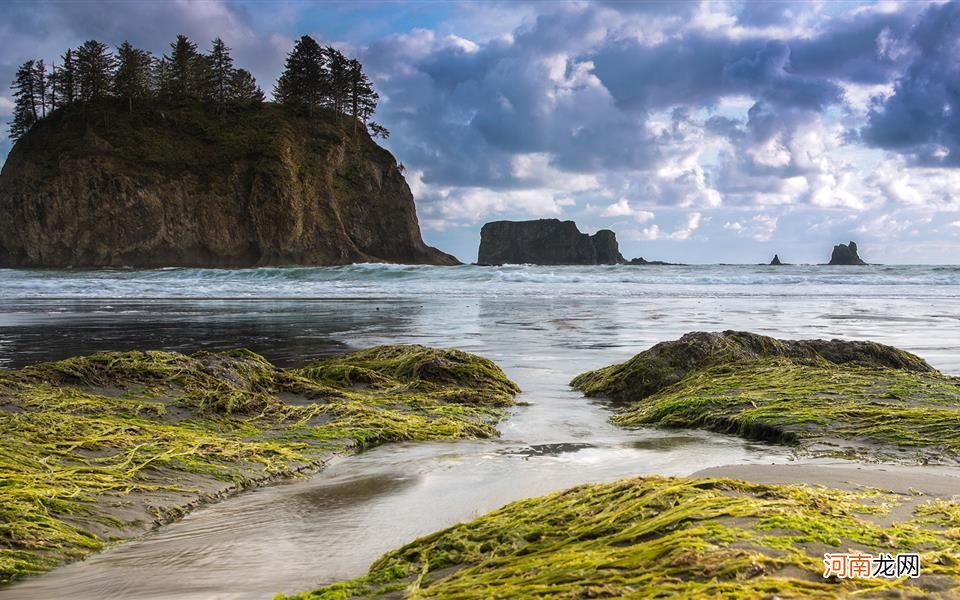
left=2, top=1, right=960, bottom=264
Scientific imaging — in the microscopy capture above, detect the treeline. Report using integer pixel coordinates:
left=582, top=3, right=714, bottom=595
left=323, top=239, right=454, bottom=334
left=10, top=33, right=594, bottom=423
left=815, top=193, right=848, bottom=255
left=8, top=34, right=385, bottom=141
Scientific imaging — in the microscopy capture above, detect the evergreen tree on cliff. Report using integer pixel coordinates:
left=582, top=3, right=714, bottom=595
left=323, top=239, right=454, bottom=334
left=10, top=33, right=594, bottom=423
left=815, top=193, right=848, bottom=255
left=8, top=60, right=40, bottom=140
left=347, top=58, right=378, bottom=134
left=208, top=37, right=233, bottom=112
left=325, top=46, right=350, bottom=115
left=55, top=48, right=77, bottom=106
left=229, top=68, right=264, bottom=106
left=76, top=40, right=115, bottom=101
left=165, top=34, right=205, bottom=99
left=114, top=41, right=154, bottom=112
left=274, top=35, right=327, bottom=115
left=33, top=59, right=48, bottom=118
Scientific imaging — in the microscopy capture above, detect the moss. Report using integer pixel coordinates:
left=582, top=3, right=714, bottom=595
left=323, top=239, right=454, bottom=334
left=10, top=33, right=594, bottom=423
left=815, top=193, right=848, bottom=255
left=278, top=475, right=960, bottom=599
left=0, top=345, right=518, bottom=583
left=572, top=332, right=960, bottom=462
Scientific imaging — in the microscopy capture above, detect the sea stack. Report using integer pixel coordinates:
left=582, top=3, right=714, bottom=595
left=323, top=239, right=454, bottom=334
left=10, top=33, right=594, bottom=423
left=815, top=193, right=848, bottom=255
left=828, top=241, right=867, bottom=265
left=478, top=219, right=624, bottom=265
left=0, top=101, right=458, bottom=268
left=770, top=254, right=783, bottom=266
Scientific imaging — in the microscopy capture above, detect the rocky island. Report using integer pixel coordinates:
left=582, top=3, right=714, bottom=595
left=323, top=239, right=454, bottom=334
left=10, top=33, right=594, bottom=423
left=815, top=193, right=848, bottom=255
left=477, top=219, right=624, bottom=265
left=828, top=241, right=868, bottom=265
left=0, top=102, right=457, bottom=268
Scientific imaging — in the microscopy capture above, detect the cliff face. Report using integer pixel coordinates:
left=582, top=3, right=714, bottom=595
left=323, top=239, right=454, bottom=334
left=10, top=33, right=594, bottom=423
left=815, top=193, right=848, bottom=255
left=0, top=101, right=458, bottom=267
left=477, top=219, right=624, bottom=265
left=829, top=241, right=867, bottom=265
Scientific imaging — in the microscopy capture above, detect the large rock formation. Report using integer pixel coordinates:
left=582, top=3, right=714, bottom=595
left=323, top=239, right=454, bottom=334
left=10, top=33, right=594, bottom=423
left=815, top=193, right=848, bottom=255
left=477, top=219, right=624, bottom=265
left=769, top=254, right=783, bottom=265
left=828, top=241, right=867, bottom=265
left=0, top=100, right=458, bottom=267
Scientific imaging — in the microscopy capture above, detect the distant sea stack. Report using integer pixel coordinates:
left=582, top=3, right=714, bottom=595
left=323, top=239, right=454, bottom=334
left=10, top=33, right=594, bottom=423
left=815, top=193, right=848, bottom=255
left=770, top=254, right=783, bottom=265
left=478, top=219, right=624, bottom=265
left=0, top=101, right=458, bottom=268
left=828, top=241, right=867, bottom=265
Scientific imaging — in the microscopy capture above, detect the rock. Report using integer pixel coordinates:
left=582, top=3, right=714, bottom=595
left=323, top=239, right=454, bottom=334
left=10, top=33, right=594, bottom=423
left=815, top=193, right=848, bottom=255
left=571, top=330, right=934, bottom=404
left=477, top=219, right=624, bottom=265
left=626, top=257, right=679, bottom=266
left=828, top=241, right=867, bottom=265
left=0, top=100, right=458, bottom=267
left=770, top=254, right=783, bottom=265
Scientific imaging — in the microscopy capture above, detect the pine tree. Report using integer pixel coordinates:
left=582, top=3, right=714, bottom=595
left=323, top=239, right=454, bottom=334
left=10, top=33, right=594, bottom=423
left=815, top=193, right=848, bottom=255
left=34, top=59, right=48, bottom=118
left=76, top=39, right=115, bottom=101
left=9, top=60, right=40, bottom=140
left=115, top=41, right=154, bottom=112
left=325, top=46, right=350, bottom=116
left=56, top=48, right=77, bottom=106
left=347, top=58, right=378, bottom=134
left=368, top=122, right=390, bottom=139
left=48, top=63, right=59, bottom=112
left=274, top=35, right=326, bottom=115
left=228, top=68, right=264, bottom=106
left=167, top=34, right=201, bottom=98
left=208, top=37, right=234, bottom=112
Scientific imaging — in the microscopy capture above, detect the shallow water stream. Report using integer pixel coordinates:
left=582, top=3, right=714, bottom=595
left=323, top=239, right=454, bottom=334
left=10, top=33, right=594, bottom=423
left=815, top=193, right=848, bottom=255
left=1, top=265, right=958, bottom=599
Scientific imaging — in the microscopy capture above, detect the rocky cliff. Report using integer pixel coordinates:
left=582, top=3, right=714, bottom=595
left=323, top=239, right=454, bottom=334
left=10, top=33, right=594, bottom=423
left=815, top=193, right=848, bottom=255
left=828, top=241, right=867, bottom=265
left=0, top=100, right=458, bottom=267
left=477, top=219, right=624, bottom=265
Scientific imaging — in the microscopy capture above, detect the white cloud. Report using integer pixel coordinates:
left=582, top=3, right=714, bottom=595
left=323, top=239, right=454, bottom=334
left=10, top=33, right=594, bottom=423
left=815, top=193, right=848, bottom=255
left=600, top=198, right=655, bottom=222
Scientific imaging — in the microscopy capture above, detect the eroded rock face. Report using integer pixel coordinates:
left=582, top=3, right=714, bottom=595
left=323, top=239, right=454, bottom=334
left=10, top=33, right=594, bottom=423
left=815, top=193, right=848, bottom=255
left=477, top=219, right=624, bottom=265
left=571, top=330, right=933, bottom=403
left=0, top=102, right=458, bottom=267
left=829, top=241, right=867, bottom=265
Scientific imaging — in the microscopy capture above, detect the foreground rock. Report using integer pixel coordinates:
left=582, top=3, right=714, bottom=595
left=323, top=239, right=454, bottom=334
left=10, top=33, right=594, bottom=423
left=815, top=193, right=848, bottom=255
left=0, top=100, right=457, bottom=267
left=0, top=345, right=518, bottom=583
left=572, top=331, right=960, bottom=462
left=477, top=219, right=624, bottom=265
left=829, top=241, right=868, bottom=265
left=281, top=475, right=960, bottom=599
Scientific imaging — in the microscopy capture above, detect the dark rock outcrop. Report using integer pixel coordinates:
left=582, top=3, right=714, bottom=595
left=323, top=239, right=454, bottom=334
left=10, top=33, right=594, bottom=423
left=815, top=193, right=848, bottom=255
left=477, top=219, right=624, bottom=265
left=627, top=257, right=679, bottom=266
left=770, top=254, right=783, bottom=265
left=0, top=100, right=458, bottom=267
left=828, top=241, right=867, bottom=266
left=571, top=330, right=934, bottom=404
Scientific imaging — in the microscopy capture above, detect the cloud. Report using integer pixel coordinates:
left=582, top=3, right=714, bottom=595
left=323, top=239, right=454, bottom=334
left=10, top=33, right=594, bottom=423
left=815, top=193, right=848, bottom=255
left=724, top=214, right=778, bottom=241
left=599, top=198, right=655, bottom=222
left=861, top=1, right=960, bottom=166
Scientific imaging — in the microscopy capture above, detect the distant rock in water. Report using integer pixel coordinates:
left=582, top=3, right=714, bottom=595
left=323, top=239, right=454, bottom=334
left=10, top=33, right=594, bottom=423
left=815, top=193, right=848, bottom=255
left=477, top=219, right=624, bottom=265
left=0, top=100, right=458, bottom=267
left=829, top=241, right=867, bottom=265
left=627, top=257, right=679, bottom=266
left=770, top=254, right=783, bottom=265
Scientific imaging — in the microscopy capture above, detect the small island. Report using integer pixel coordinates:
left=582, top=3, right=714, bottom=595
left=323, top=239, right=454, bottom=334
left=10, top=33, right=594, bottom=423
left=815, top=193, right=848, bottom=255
left=829, top=241, right=868, bottom=265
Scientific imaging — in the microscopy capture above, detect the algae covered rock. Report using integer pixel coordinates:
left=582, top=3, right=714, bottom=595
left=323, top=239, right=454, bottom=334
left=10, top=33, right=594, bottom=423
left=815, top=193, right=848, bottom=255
left=572, top=331, right=960, bottom=462
left=0, top=100, right=458, bottom=267
left=0, top=344, right=518, bottom=582
left=280, top=475, right=960, bottom=599
left=571, top=330, right=933, bottom=404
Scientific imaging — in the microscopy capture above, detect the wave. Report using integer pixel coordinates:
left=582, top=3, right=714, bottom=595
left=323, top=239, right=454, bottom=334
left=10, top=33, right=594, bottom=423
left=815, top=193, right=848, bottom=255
left=0, top=264, right=958, bottom=300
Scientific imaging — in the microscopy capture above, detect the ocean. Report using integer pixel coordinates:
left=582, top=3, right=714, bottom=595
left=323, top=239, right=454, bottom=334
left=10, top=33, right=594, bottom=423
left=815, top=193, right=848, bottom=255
left=1, top=264, right=958, bottom=599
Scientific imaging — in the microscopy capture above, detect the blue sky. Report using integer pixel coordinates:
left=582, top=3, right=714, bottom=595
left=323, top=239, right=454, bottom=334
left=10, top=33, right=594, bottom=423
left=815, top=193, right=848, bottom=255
left=2, top=0, right=960, bottom=264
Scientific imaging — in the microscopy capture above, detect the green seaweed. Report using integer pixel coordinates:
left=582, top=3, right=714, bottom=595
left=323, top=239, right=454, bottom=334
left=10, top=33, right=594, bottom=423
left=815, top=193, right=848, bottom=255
left=572, top=332, right=960, bottom=462
left=0, top=345, right=519, bottom=583
left=278, top=475, right=960, bottom=599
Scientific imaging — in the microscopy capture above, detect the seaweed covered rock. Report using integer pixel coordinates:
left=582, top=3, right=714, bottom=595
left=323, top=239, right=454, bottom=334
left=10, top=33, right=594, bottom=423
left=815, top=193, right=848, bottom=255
left=0, top=345, right=518, bottom=582
left=0, top=100, right=458, bottom=267
left=571, top=330, right=933, bottom=404
left=573, top=332, right=960, bottom=462
left=477, top=219, right=624, bottom=265
left=829, top=241, right=868, bottom=265
left=280, top=476, right=960, bottom=599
